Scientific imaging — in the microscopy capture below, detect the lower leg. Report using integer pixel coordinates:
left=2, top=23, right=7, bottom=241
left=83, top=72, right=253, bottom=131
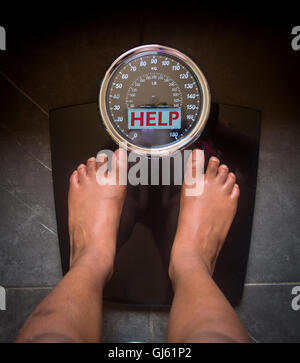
left=15, top=257, right=110, bottom=343
left=167, top=151, right=249, bottom=343
left=168, top=263, right=249, bottom=343
left=16, top=150, right=127, bottom=342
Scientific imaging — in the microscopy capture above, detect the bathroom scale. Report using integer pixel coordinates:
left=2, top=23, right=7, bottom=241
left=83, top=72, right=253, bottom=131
left=50, top=45, right=261, bottom=306
left=50, top=101, right=260, bottom=306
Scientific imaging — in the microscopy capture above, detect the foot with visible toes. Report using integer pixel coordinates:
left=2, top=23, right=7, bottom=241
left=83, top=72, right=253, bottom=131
left=68, top=149, right=127, bottom=281
left=169, top=150, right=240, bottom=281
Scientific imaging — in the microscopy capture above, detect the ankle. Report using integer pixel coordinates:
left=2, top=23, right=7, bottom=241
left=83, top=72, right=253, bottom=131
left=168, top=251, right=212, bottom=287
left=70, top=244, right=115, bottom=283
left=168, top=231, right=221, bottom=282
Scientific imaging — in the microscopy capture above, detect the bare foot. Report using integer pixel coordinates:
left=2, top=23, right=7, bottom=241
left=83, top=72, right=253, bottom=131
left=68, top=149, right=127, bottom=281
left=169, top=150, right=240, bottom=281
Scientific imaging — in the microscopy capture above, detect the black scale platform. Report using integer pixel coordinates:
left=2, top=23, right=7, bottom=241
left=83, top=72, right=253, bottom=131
left=49, top=102, right=261, bottom=306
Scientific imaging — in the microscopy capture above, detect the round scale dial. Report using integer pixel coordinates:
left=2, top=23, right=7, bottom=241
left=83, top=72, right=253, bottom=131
left=98, top=45, right=210, bottom=156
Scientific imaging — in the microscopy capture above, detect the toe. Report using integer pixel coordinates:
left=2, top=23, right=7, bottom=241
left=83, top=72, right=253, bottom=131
left=183, top=149, right=204, bottom=196
left=77, top=163, right=87, bottom=181
left=217, top=164, right=229, bottom=184
left=96, top=152, right=108, bottom=169
left=231, top=184, right=240, bottom=199
left=96, top=152, right=109, bottom=184
left=69, top=170, right=79, bottom=187
left=110, top=149, right=128, bottom=185
left=87, top=157, right=96, bottom=176
left=187, top=149, right=204, bottom=176
left=206, top=156, right=220, bottom=179
left=224, top=172, right=236, bottom=193
left=115, top=149, right=128, bottom=183
left=192, top=148, right=204, bottom=168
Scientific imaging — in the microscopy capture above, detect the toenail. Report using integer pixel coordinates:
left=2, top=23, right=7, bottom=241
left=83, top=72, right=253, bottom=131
left=210, top=157, right=220, bottom=165
left=229, top=172, right=235, bottom=178
left=220, top=164, right=228, bottom=170
left=192, top=149, right=203, bottom=160
left=97, top=153, right=108, bottom=162
left=78, top=164, right=85, bottom=169
left=88, top=157, right=96, bottom=162
left=117, top=149, right=127, bottom=160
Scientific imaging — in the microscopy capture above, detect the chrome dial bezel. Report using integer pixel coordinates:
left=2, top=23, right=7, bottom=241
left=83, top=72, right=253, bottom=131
left=98, top=44, right=211, bottom=157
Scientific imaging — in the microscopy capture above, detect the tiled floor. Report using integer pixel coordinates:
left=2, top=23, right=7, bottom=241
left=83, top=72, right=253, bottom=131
left=0, top=8, right=300, bottom=342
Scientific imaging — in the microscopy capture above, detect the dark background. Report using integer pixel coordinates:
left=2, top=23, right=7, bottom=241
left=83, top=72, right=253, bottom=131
left=0, top=2, right=299, bottom=342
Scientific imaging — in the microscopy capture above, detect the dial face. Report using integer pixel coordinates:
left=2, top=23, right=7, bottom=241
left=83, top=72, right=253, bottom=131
left=99, top=46, right=210, bottom=155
